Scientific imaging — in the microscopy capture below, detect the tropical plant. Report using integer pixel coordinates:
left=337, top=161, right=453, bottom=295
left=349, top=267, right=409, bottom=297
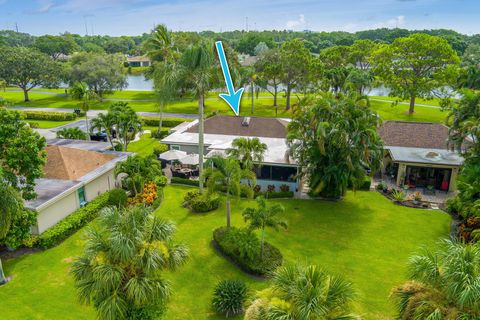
left=71, top=205, right=188, bottom=320
left=202, top=155, right=256, bottom=227
left=56, top=127, right=88, bottom=140
left=245, top=264, right=358, bottom=320
left=212, top=279, right=248, bottom=317
left=114, top=155, right=163, bottom=196
left=391, top=189, right=406, bottom=202
left=242, top=196, right=287, bottom=259
left=90, top=112, right=116, bottom=148
left=226, top=137, right=267, bottom=170
left=70, top=81, right=98, bottom=137
left=392, top=239, right=480, bottom=319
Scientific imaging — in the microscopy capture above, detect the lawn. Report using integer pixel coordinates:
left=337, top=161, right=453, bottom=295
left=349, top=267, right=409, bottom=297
left=127, top=132, right=164, bottom=156
left=27, top=119, right=74, bottom=129
left=0, top=185, right=450, bottom=320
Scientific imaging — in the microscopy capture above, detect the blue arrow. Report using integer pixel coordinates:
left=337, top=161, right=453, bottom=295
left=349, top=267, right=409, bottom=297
left=215, top=41, right=244, bottom=116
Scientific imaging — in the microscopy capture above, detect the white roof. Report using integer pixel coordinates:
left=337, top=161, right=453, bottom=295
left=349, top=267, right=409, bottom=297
left=387, top=146, right=464, bottom=166
left=162, top=119, right=296, bottom=166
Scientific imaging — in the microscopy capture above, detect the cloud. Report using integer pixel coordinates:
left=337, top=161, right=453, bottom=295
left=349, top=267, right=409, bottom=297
left=374, top=15, right=406, bottom=28
left=286, top=14, right=306, bottom=30
left=26, top=0, right=54, bottom=14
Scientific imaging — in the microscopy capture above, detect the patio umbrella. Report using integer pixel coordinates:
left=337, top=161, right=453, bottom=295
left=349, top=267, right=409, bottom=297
left=179, top=153, right=200, bottom=165
left=159, top=149, right=187, bottom=161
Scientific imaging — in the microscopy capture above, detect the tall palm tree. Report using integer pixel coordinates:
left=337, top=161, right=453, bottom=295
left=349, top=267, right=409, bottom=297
left=245, top=264, right=358, bottom=320
left=226, top=137, right=267, bottom=171
left=202, top=155, right=256, bottom=227
left=392, top=239, right=480, bottom=319
left=70, top=81, right=98, bottom=139
left=90, top=112, right=116, bottom=149
left=109, top=102, right=143, bottom=152
left=71, top=205, right=188, bottom=320
left=0, top=175, right=23, bottom=285
left=242, top=196, right=287, bottom=259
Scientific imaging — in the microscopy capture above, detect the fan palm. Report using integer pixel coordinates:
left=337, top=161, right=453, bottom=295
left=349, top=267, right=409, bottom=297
left=226, top=137, right=267, bottom=171
left=202, top=155, right=256, bottom=227
left=70, top=81, right=98, bottom=138
left=71, top=205, right=188, bottom=320
left=245, top=264, right=359, bottom=320
left=392, top=239, right=480, bottom=319
left=242, top=196, right=287, bottom=259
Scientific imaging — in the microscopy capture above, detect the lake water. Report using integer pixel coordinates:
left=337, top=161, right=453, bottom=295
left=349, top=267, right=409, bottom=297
left=125, top=75, right=154, bottom=91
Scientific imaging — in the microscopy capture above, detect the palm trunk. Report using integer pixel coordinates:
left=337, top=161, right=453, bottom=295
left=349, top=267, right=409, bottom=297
left=250, top=82, right=254, bottom=114
left=226, top=196, right=231, bottom=228
left=198, top=95, right=205, bottom=191
left=0, top=258, right=7, bottom=285
left=260, top=227, right=265, bottom=259
left=409, top=95, right=416, bottom=114
left=85, top=114, right=90, bottom=141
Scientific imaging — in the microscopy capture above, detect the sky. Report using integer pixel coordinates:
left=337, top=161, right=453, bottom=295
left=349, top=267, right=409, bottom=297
left=0, top=0, right=479, bottom=36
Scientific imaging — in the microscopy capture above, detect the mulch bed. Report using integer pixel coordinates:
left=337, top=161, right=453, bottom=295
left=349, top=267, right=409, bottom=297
left=0, top=246, right=41, bottom=261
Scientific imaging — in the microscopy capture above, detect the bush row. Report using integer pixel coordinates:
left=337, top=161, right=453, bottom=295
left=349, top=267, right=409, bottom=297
left=213, top=226, right=283, bottom=276
left=255, top=191, right=294, bottom=199
left=171, top=177, right=200, bottom=187
left=20, top=110, right=77, bottom=121
left=38, top=190, right=114, bottom=248
left=140, top=117, right=189, bottom=128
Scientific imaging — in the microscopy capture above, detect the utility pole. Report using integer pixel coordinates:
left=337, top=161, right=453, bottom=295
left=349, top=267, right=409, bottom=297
left=15, top=22, right=18, bottom=32
left=84, top=16, right=88, bottom=35
left=245, top=17, right=249, bottom=32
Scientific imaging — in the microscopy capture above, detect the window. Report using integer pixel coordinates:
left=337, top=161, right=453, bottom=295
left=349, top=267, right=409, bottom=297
left=78, top=187, right=86, bottom=207
left=171, top=145, right=180, bottom=151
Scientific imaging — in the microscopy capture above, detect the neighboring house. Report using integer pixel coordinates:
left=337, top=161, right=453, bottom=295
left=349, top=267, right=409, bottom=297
left=162, top=115, right=300, bottom=192
left=238, top=54, right=258, bottom=67
left=26, top=139, right=130, bottom=234
left=378, top=121, right=464, bottom=192
left=126, top=55, right=151, bottom=67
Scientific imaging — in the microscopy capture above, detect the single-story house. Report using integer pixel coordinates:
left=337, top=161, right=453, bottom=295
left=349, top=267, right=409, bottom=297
left=26, top=139, right=130, bottom=234
left=378, top=121, right=464, bottom=192
left=127, top=56, right=151, bottom=67
left=161, top=115, right=300, bottom=192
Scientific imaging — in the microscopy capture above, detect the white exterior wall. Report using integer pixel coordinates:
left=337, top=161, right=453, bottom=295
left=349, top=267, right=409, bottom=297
left=255, top=179, right=298, bottom=192
left=35, top=190, right=79, bottom=234
left=84, top=171, right=115, bottom=202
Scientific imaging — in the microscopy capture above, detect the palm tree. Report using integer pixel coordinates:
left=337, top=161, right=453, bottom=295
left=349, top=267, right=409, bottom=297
left=245, top=264, right=358, bottom=320
left=70, top=81, right=98, bottom=139
left=71, top=205, right=188, bottom=320
left=0, top=176, right=23, bottom=285
left=114, top=155, right=163, bottom=196
left=202, top=155, right=256, bottom=228
left=392, top=239, right=480, bottom=319
left=226, top=137, right=267, bottom=171
left=109, top=102, right=143, bottom=152
left=242, top=196, right=287, bottom=259
left=90, top=112, right=116, bottom=149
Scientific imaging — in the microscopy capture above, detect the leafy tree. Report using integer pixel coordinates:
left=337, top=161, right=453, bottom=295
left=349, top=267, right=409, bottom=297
left=202, top=156, right=256, bottom=228
left=458, top=66, right=480, bottom=90
left=279, top=39, right=313, bottom=110
left=104, top=36, right=135, bottom=54
left=226, top=137, right=267, bottom=170
left=242, top=196, right=287, bottom=259
left=70, top=82, right=98, bottom=136
left=320, top=45, right=354, bottom=95
left=345, top=68, right=375, bottom=96
left=253, top=42, right=269, bottom=56
left=245, top=264, right=358, bottom=320
left=372, top=33, right=460, bottom=114
left=255, top=48, right=282, bottom=108
left=0, top=47, right=61, bottom=102
left=56, top=127, right=88, bottom=140
left=109, top=102, right=143, bottom=151
left=0, top=109, right=47, bottom=200
left=349, top=39, right=377, bottom=70
left=34, top=34, right=78, bottom=60
left=287, top=94, right=383, bottom=198
left=392, top=240, right=480, bottom=319
left=68, top=52, right=127, bottom=97
left=114, top=155, right=163, bottom=196
left=71, top=205, right=188, bottom=320
left=461, top=43, right=480, bottom=67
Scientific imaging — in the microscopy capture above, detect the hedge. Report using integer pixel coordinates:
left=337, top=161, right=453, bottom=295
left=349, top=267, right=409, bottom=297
left=213, top=226, right=283, bottom=276
left=20, top=110, right=77, bottom=121
left=255, top=191, right=294, bottom=199
left=171, top=177, right=200, bottom=187
left=38, top=191, right=113, bottom=249
left=183, top=190, right=220, bottom=213
left=140, top=117, right=189, bottom=128
left=347, top=176, right=372, bottom=191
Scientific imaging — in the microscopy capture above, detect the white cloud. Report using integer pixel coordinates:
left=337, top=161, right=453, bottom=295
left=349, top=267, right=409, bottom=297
left=374, top=15, right=406, bottom=28
left=286, top=14, right=306, bottom=30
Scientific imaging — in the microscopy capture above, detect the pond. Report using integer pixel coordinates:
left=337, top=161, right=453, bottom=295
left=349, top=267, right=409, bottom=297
left=125, top=74, right=154, bottom=91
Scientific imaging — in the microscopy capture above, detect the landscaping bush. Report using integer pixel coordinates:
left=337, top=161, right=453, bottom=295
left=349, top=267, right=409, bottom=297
left=391, top=189, right=406, bottom=202
left=153, top=144, right=169, bottom=158
left=255, top=191, right=294, bottom=199
left=151, top=128, right=170, bottom=139
left=140, top=117, right=188, bottom=128
left=20, top=110, right=77, bottom=121
left=38, top=192, right=111, bottom=249
left=359, top=177, right=372, bottom=191
left=213, top=226, right=283, bottom=276
left=27, top=121, right=40, bottom=128
left=107, top=188, right=127, bottom=208
left=267, top=185, right=275, bottom=193
left=3, top=209, right=38, bottom=249
left=212, top=279, right=248, bottom=317
left=171, top=177, right=200, bottom=187
left=183, top=191, right=220, bottom=213
left=155, top=175, right=168, bottom=188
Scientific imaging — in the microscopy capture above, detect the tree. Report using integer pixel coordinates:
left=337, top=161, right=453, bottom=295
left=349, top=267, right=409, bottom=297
left=320, top=45, right=353, bottom=95
left=71, top=205, right=188, bottom=320
left=70, top=82, right=98, bottom=137
left=392, top=240, right=480, bottom=319
left=245, top=264, right=358, bottom=320
left=34, top=34, right=78, bottom=60
left=90, top=112, right=116, bottom=149
left=287, top=94, right=384, bottom=198
left=349, top=39, right=377, bottom=70
left=202, top=155, right=256, bottom=228
left=226, top=137, right=267, bottom=170
left=345, top=68, right=375, bottom=96
left=279, top=39, right=313, bottom=110
left=114, top=155, right=163, bottom=196
left=56, top=127, right=88, bottom=140
left=255, top=48, right=283, bottom=108
left=0, top=47, right=61, bottom=102
left=242, top=196, right=287, bottom=259
left=253, top=42, right=269, bottom=56
left=372, top=33, right=460, bottom=114
left=68, top=52, right=127, bottom=97
left=0, top=109, right=47, bottom=200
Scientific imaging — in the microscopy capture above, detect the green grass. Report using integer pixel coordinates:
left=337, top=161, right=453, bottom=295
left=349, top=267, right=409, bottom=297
left=127, top=132, right=164, bottom=156
left=0, top=185, right=450, bottom=320
left=27, top=119, right=74, bottom=129
left=370, top=100, right=448, bottom=123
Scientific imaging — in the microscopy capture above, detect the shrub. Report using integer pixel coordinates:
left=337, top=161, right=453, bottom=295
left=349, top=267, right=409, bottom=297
left=155, top=175, right=168, bottom=188
left=391, top=189, right=406, bottom=202
left=213, top=227, right=283, bottom=276
left=279, top=184, right=290, bottom=192
left=189, top=193, right=220, bottom=213
left=267, top=185, right=275, bottom=193
left=376, top=182, right=385, bottom=191
left=28, top=121, right=40, bottom=128
left=38, top=192, right=110, bottom=249
left=359, top=177, right=371, bottom=191
left=253, top=185, right=261, bottom=193
left=20, top=110, right=77, bottom=121
left=171, top=177, right=200, bottom=187
left=140, top=117, right=188, bottom=128
left=153, top=144, right=169, bottom=158
left=255, top=191, right=294, bottom=199
left=56, top=127, right=88, bottom=140
left=151, top=128, right=170, bottom=139
left=212, top=280, right=248, bottom=317
left=182, top=190, right=201, bottom=207
left=410, top=191, right=422, bottom=202
left=107, top=188, right=127, bottom=208
left=4, top=209, right=38, bottom=249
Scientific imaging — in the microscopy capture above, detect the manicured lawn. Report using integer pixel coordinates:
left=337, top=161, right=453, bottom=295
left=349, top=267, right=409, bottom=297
left=0, top=185, right=450, bottom=320
left=127, top=132, right=164, bottom=157
left=27, top=119, right=74, bottom=129
left=370, top=100, right=448, bottom=123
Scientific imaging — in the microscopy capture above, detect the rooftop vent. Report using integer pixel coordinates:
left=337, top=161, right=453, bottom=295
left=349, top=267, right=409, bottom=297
left=242, top=117, right=251, bottom=127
